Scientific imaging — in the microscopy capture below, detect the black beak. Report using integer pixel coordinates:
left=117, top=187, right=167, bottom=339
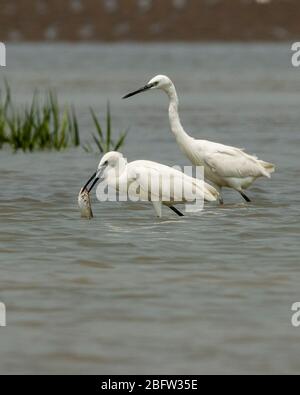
left=87, top=177, right=100, bottom=193
left=82, top=172, right=99, bottom=193
left=122, top=83, right=154, bottom=99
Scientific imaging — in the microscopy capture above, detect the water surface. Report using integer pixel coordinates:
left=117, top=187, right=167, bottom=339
left=0, top=44, right=300, bottom=374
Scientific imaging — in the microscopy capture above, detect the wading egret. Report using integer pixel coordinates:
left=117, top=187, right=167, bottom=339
left=123, top=75, right=275, bottom=204
left=82, top=151, right=219, bottom=218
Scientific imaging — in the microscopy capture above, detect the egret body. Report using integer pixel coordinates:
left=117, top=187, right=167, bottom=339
left=123, top=75, right=275, bottom=203
left=82, top=152, right=219, bottom=218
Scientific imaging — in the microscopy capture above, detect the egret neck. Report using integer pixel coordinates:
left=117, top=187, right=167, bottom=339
left=165, top=83, right=192, bottom=146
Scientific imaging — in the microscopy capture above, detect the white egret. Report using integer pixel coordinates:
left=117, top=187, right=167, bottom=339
left=81, top=151, right=219, bottom=218
left=123, top=75, right=275, bottom=204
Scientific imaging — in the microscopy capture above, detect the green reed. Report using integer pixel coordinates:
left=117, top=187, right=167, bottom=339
left=0, top=82, right=80, bottom=152
left=83, top=102, right=128, bottom=154
left=0, top=82, right=128, bottom=154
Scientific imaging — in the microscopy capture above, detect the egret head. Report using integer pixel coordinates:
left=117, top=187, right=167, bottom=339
left=82, top=152, right=126, bottom=193
left=123, top=75, right=173, bottom=99
left=98, top=151, right=125, bottom=169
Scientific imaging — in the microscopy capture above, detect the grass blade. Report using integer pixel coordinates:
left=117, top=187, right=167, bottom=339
left=106, top=101, right=111, bottom=152
left=114, top=130, right=128, bottom=151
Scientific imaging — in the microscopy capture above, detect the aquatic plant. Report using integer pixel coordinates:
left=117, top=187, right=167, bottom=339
left=0, top=82, right=128, bottom=154
left=83, top=103, right=128, bottom=153
left=0, top=82, right=10, bottom=149
left=0, top=82, right=80, bottom=152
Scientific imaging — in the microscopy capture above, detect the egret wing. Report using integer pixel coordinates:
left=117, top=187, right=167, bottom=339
left=204, top=148, right=268, bottom=179
left=130, top=161, right=207, bottom=203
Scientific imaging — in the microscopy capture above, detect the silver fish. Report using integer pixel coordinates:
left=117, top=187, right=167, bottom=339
left=78, top=188, right=94, bottom=219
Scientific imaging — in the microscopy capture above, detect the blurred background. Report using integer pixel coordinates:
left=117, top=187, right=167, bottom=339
left=0, top=0, right=299, bottom=42
left=1, top=0, right=300, bottom=376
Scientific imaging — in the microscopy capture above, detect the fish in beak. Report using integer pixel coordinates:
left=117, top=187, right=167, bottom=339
left=78, top=170, right=101, bottom=219
left=78, top=188, right=94, bottom=219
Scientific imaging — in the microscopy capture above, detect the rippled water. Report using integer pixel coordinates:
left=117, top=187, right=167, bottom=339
left=0, top=44, right=300, bottom=374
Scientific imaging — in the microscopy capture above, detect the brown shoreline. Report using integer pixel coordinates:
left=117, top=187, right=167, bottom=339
left=1, top=0, right=300, bottom=42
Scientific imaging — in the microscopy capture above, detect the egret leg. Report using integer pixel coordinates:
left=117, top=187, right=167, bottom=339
left=152, top=201, right=162, bottom=218
left=219, top=188, right=224, bottom=206
left=215, top=186, right=223, bottom=205
left=169, top=206, right=184, bottom=217
left=240, top=191, right=251, bottom=203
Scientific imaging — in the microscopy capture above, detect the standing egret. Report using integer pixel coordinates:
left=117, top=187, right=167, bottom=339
left=81, top=151, right=219, bottom=218
left=123, top=75, right=275, bottom=204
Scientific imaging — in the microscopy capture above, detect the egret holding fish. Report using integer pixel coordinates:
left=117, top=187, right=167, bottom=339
left=80, top=151, right=219, bottom=218
left=123, top=75, right=275, bottom=204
